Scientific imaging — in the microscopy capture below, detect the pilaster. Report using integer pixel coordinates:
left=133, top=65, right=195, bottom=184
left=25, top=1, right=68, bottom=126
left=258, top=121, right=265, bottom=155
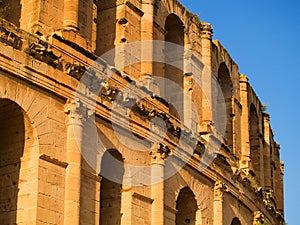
left=150, top=143, right=170, bottom=225
left=275, top=144, right=284, bottom=214
left=239, top=74, right=251, bottom=171
left=263, top=113, right=271, bottom=189
left=141, top=0, right=155, bottom=77
left=63, top=0, right=80, bottom=31
left=140, top=0, right=159, bottom=94
left=63, top=99, right=88, bottom=225
left=200, top=22, right=213, bottom=132
left=213, top=181, right=228, bottom=225
left=195, top=206, right=203, bottom=225
left=278, top=161, right=284, bottom=215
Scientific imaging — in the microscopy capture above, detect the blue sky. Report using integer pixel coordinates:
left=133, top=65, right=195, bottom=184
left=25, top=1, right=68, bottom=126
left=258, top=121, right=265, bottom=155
left=179, top=0, right=300, bottom=224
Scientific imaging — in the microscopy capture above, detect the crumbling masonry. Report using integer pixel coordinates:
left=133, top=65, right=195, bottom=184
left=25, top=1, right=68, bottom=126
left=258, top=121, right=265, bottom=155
left=0, top=0, right=284, bottom=224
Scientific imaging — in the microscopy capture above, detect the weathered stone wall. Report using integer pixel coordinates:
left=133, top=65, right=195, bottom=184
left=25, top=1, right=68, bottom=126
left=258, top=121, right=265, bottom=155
left=0, top=0, right=284, bottom=224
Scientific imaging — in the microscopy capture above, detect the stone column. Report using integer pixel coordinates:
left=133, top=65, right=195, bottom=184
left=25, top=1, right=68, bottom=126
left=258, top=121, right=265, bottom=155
left=275, top=144, right=284, bottom=214
left=263, top=113, right=271, bottom=189
left=195, top=206, right=202, bottom=225
left=150, top=144, right=170, bottom=225
left=64, top=99, right=87, bottom=225
left=200, top=22, right=213, bottom=133
left=141, top=0, right=155, bottom=76
left=94, top=177, right=101, bottom=225
left=213, top=181, right=227, bottom=225
left=140, top=0, right=158, bottom=93
left=63, top=0, right=80, bottom=30
left=278, top=161, right=284, bottom=215
left=239, top=74, right=251, bottom=171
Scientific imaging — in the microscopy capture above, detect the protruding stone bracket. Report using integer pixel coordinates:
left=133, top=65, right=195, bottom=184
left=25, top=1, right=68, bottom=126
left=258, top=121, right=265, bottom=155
left=26, top=40, right=61, bottom=68
left=100, top=83, right=120, bottom=102
left=0, top=26, right=22, bottom=49
left=263, top=189, right=276, bottom=213
left=199, top=120, right=213, bottom=135
left=194, top=140, right=206, bottom=156
left=64, top=62, right=86, bottom=80
left=280, top=162, right=284, bottom=175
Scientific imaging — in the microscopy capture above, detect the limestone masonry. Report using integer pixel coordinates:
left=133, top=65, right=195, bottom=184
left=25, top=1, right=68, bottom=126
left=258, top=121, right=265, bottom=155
left=0, top=0, right=284, bottom=224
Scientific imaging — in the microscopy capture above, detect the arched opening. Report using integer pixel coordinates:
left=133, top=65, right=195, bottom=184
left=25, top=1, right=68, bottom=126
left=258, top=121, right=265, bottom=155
left=231, top=217, right=242, bottom=225
left=249, top=104, right=261, bottom=181
left=95, top=0, right=116, bottom=57
left=100, top=149, right=124, bottom=225
left=164, top=14, right=184, bottom=120
left=217, top=63, right=233, bottom=149
left=0, top=99, right=24, bottom=224
left=176, top=187, right=197, bottom=225
left=0, top=99, right=37, bottom=224
left=0, top=0, right=21, bottom=26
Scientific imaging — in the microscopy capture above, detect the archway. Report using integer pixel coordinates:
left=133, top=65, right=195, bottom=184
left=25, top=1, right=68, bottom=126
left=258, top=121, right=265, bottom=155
left=0, top=99, right=37, bottom=224
left=217, top=63, right=233, bottom=149
left=175, top=187, right=197, bottom=225
left=164, top=13, right=184, bottom=120
left=230, top=217, right=241, bottom=225
left=231, top=217, right=242, bottom=225
left=0, top=0, right=21, bottom=26
left=249, top=104, right=261, bottom=182
left=100, top=149, right=124, bottom=225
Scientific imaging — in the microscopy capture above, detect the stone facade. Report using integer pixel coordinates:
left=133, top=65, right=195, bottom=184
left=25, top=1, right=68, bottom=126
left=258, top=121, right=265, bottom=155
left=0, top=0, right=284, bottom=225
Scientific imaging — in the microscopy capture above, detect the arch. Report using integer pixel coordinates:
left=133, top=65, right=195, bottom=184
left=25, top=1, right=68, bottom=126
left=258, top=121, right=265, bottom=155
left=0, top=0, right=21, bottom=26
left=0, top=99, right=38, bottom=224
left=175, top=187, right=197, bottom=225
left=99, top=149, right=124, bottom=225
left=249, top=104, right=261, bottom=180
left=216, top=62, right=233, bottom=149
left=164, top=13, right=185, bottom=120
left=231, top=217, right=242, bottom=225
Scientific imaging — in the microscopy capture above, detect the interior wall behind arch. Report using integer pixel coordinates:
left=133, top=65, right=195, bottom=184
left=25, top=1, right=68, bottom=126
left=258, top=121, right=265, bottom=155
left=164, top=14, right=185, bottom=120
left=0, top=100, right=24, bottom=224
left=0, top=0, right=21, bottom=26
left=216, top=63, right=233, bottom=149
left=0, top=99, right=39, bottom=224
left=100, top=149, right=124, bottom=225
left=175, top=187, right=197, bottom=225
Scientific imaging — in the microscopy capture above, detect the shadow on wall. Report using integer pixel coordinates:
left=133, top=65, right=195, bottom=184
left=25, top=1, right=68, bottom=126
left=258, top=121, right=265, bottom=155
left=99, top=149, right=124, bottom=225
left=176, top=187, right=197, bottom=225
left=0, top=99, right=25, bottom=224
left=231, top=217, right=242, bottom=225
left=0, top=0, right=21, bottom=26
left=164, top=13, right=184, bottom=120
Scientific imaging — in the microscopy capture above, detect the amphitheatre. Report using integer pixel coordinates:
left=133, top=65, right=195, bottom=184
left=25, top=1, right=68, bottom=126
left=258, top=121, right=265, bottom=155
left=0, top=0, right=284, bottom=224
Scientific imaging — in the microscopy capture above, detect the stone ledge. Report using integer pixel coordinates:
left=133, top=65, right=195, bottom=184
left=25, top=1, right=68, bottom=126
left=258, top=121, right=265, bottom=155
left=39, top=154, right=68, bottom=168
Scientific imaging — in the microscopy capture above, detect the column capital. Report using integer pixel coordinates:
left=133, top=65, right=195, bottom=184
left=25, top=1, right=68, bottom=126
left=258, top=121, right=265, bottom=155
left=253, top=211, right=265, bottom=225
left=64, top=99, right=93, bottom=125
left=214, top=180, right=228, bottom=199
left=239, top=74, right=249, bottom=83
left=200, top=22, right=213, bottom=40
left=149, top=143, right=171, bottom=163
